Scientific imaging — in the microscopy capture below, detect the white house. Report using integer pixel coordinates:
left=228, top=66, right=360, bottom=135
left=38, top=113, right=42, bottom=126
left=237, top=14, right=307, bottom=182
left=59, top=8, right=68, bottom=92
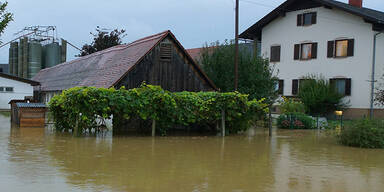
left=0, top=73, right=39, bottom=110
left=240, top=0, right=384, bottom=119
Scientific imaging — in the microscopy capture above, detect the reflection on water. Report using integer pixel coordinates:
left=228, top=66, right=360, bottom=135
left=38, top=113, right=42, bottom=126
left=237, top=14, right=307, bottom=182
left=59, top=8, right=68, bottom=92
left=0, top=114, right=384, bottom=192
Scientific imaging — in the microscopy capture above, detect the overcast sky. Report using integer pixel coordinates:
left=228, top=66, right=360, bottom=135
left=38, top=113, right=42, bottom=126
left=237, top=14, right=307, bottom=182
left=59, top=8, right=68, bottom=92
left=0, top=0, right=383, bottom=63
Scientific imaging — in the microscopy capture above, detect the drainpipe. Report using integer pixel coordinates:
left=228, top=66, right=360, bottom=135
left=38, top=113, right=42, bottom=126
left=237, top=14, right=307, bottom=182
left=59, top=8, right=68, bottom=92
left=370, top=32, right=382, bottom=119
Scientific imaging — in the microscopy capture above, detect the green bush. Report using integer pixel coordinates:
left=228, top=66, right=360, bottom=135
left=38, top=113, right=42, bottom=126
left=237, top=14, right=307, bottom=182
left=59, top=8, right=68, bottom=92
left=298, top=75, right=348, bottom=116
left=49, top=84, right=268, bottom=135
left=277, top=113, right=314, bottom=129
left=339, top=119, right=384, bottom=148
left=279, top=97, right=305, bottom=113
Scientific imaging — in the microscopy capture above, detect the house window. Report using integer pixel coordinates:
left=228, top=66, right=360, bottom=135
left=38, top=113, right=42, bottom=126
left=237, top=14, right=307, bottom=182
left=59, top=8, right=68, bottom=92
left=270, top=45, right=281, bottom=62
left=0, top=87, right=3, bottom=92
left=330, top=78, right=351, bottom=96
left=328, top=39, right=354, bottom=58
left=294, top=43, right=317, bottom=60
left=297, top=12, right=317, bottom=26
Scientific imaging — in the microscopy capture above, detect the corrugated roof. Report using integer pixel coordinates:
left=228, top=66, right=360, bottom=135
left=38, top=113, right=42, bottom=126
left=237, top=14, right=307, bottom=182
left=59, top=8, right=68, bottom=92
left=240, top=0, right=384, bottom=40
left=33, top=31, right=170, bottom=91
left=16, top=102, right=46, bottom=108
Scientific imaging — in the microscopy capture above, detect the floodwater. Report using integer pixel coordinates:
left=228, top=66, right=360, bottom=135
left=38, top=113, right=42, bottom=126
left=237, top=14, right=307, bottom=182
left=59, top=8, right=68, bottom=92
left=1, top=114, right=384, bottom=192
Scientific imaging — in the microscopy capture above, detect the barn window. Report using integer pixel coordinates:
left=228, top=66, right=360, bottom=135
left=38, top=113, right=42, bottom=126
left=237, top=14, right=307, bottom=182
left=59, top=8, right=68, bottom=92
left=5, top=87, right=13, bottom=92
left=160, top=43, right=172, bottom=61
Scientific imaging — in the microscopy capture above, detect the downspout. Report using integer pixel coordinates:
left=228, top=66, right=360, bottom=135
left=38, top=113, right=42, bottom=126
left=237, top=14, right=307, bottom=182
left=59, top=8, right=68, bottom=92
left=370, top=32, right=382, bottom=119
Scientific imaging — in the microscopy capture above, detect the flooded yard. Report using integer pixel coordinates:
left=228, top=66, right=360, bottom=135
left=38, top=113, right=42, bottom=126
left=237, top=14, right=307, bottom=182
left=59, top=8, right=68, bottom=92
left=0, top=113, right=383, bottom=192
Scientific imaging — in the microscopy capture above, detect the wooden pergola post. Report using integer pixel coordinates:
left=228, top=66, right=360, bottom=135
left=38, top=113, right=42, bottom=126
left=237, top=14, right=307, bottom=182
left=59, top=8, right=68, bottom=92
left=152, top=119, right=156, bottom=137
left=221, top=109, right=225, bottom=137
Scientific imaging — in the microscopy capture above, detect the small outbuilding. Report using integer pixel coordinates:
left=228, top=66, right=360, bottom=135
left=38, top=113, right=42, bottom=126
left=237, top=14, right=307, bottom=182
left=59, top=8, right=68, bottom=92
left=11, top=102, right=46, bottom=127
left=33, top=30, right=217, bottom=103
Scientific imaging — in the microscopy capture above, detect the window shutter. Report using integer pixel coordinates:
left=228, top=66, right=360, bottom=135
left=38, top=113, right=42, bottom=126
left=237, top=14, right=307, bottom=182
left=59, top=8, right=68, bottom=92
left=297, top=14, right=303, bottom=26
left=294, top=44, right=300, bottom=60
left=329, top=78, right=336, bottom=90
left=347, top=39, right=354, bottom=56
left=345, top=78, right=352, bottom=96
left=278, top=80, right=284, bottom=95
left=292, top=79, right=299, bottom=95
left=311, top=12, right=317, bottom=24
left=327, top=41, right=334, bottom=58
left=311, top=43, right=317, bottom=59
left=270, top=46, right=275, bottom=62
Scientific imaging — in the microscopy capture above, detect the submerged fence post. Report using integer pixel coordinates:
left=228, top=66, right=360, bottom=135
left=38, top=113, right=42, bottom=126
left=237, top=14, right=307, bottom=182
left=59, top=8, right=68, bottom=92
left=269, top=106, right=272, bottom=137
left=221, top=109, right=225, bottom=137
left=152, top=119, right=156, bottom=137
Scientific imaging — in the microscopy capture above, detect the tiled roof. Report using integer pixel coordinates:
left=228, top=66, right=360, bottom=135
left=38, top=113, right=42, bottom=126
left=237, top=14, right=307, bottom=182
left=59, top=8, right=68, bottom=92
left=33, top=31, right=170, bottom=91
left=186, top=48, right=203, bottom=62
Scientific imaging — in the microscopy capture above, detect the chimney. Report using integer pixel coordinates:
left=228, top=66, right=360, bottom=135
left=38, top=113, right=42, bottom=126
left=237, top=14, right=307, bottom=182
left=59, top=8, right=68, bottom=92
left=349, top=0, right=362, bottom=8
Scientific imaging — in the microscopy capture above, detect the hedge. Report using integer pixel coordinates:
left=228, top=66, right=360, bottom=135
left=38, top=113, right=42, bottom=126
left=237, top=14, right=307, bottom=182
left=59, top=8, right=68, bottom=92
left=49, top=84, right=268, bottom=134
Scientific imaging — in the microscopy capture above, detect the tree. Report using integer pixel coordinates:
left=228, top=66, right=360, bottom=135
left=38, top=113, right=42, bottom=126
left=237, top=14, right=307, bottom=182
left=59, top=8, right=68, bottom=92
left=0, top=1, right=13, bottom=44
left=200, top=40, right=278, bottom=104
left=78, top=26, right=126, bottom=56
left=298, top=74, right=348, bottom=116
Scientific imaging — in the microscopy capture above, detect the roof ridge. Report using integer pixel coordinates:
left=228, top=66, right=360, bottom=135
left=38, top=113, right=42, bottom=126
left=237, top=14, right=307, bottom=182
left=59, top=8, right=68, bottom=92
left=38, top=30, right=170, bottom=72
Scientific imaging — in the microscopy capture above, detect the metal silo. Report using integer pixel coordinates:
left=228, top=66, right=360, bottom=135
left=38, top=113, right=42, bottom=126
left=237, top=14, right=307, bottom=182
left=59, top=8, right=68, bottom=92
left=8, top=44, right=13, bottom=74
left=28, top=41, right=42, bottom=78
left=11, top=42, right=18, bottom=76
left=17, top=39, right=24, bottom=77
left=61, top=39, right=67, bottom=63
left=22, top=38, right=28, bottom=78
left=44, top=42, right=61, bottom=68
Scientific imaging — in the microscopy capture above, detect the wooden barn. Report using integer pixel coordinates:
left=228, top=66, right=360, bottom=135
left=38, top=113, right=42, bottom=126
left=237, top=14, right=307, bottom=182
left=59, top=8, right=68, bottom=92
left=32, top=30, right=217, bottom=103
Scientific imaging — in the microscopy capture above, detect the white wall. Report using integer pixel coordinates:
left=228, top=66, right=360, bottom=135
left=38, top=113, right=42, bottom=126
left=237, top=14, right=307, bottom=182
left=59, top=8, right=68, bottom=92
left=0, top=77, right=34, bottom=109
left=261, top=6, right=383, bottom=109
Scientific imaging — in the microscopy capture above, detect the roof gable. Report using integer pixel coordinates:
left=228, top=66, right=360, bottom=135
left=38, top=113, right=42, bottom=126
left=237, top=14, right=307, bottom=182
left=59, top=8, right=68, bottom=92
left=240, top=0, right=384, bottom=40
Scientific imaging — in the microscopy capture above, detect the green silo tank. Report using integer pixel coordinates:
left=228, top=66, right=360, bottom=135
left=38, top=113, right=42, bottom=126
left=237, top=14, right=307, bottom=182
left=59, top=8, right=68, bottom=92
left=44, top=42, right=61, bottom=68
left=17, top=39, right=24, bottom=77
left=10, top=42, right=18, bottom=76
left=28, top=41, right=42, bottom=78
left=8, top=44, right=13, bottom=74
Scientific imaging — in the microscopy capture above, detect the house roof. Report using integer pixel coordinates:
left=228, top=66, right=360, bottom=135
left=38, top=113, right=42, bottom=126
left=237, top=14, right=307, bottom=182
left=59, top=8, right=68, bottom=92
left=0, top=72, right=40, bottom=86
left=240, top=0, right=384, bottom=40
left=33, top=30, right=217, bottom=91
left=186, top=48, right=204, bottom=62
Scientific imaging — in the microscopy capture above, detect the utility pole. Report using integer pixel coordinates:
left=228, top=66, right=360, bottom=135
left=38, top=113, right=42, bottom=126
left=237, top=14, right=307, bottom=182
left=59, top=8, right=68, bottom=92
left=234, top=0, right=239, bottom=91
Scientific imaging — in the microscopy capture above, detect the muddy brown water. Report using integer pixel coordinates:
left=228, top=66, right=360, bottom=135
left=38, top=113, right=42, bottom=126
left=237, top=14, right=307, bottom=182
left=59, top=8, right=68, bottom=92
left=0, top=114, right=383, bottom=192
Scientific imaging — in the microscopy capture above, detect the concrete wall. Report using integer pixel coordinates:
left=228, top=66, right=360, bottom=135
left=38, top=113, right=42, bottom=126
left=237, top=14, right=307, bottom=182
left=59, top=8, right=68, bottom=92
left=261, top=6, right=384, bottom=110
left=0, top=76, right=34, bottom=110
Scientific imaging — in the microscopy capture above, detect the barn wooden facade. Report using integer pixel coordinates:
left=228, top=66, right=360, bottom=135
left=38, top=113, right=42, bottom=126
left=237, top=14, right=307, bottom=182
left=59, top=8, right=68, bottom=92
left=33, top=30, right=216, bottom=103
